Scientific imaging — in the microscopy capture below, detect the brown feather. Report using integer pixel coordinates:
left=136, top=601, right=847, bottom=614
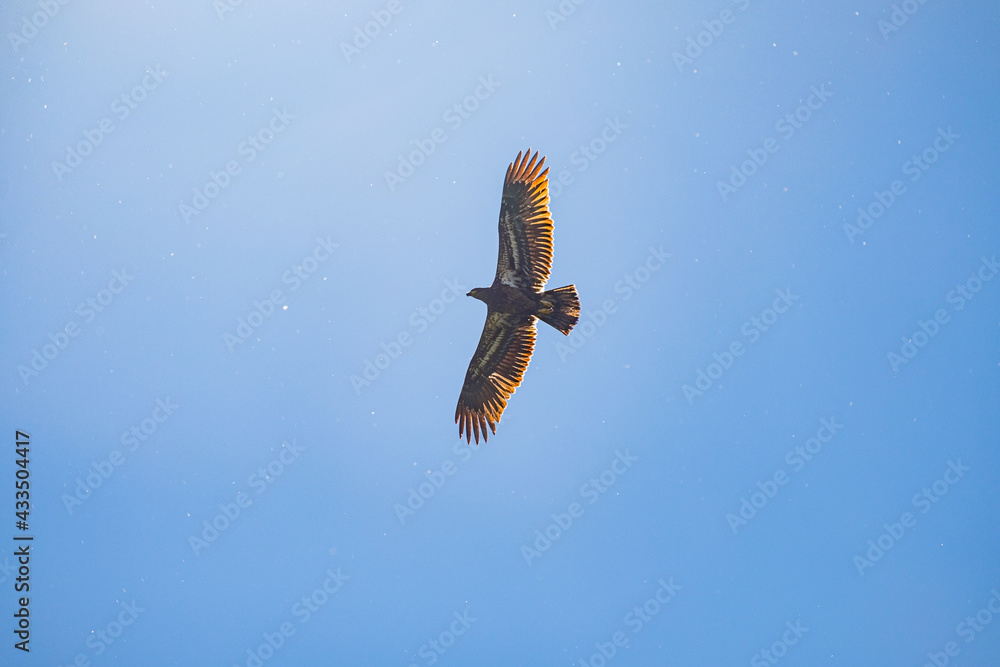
left=494, top=149, right=555, bottom=291
left=455, top=313, right=537, bottom=444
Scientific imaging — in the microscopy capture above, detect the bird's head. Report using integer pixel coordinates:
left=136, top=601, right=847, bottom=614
left=467, top=288, right=484, bottom=300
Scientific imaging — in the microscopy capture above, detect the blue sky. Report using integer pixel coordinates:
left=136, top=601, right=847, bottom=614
left=1, top=0, right=998, bottom=665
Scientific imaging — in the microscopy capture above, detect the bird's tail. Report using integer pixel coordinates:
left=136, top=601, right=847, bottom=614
left=537, top=285, right=580, bottom=335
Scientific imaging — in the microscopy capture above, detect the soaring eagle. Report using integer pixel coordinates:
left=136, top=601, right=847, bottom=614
left=455, top=149, right=581, bottom=444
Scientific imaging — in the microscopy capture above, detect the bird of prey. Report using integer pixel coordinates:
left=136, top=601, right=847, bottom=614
left=455, top=149, right=580, bottom=444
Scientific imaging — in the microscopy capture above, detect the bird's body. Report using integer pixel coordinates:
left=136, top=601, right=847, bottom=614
left=455, top=149, right=580, bottom=444
left=469, top=283, right=538, bottom=316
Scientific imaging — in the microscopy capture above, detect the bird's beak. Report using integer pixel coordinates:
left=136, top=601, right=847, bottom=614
left=466, top=291, right=472, bottom=297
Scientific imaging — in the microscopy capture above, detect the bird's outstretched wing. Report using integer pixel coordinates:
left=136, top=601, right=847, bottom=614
left=455, top=311, right=537, bottom=443
left=494, top=149, right=553, bottom=291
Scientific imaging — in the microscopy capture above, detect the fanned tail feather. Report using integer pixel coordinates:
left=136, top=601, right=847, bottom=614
left=537, top=285, right=580, bottom=335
